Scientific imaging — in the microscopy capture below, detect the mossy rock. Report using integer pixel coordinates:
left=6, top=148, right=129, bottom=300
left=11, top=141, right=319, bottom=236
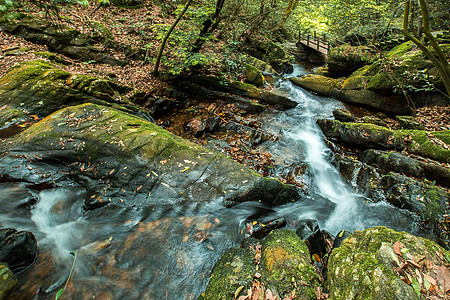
left=261, top=229, right=319, bottom=299
left=328, top=226, right=449, bottom=300
left=203, top=230, right=318, bottom=299
left=245, top=56, right=278, bottom=75
left=203, top=247, right=256, bottom=300
left=290, top=75, right=341, bottom=97
left=244, top=63, right=265, bottom=87
left=386, top=41, right=415, bottom=58
left=245, top=38, right=291, bottom=71
left=89, top=21, right=113, bottom=39
left=317, top=119, right=450, bottom=163
left=0, top=60, right=134, bottom=120
left=0, top=262, right=17, bottom=300
left=327, top=44, right=377, bottom=77
left=34, top=51, right=71, bottom=65
left=188, top=75, right=297, bottom=110
left=4, top=103, right=298, bottom=207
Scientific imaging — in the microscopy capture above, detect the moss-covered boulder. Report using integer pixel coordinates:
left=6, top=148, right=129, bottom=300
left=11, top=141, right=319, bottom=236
left=361, top=149, right=450, bottom=188
left=2, top=103, right=298, bottom=207
left=317, top=119, right=450, bottom=163
left=203, top=246, right=256, bottom=299
left=0, top=263, right=16, bottom=300
left=1, top=13, right=125, bottom=66
left=328, top=226, right=450, bottom=299
left=244, top=38, right=292, bottom=72
left=245, top=55, right=278, bottom=75
left=327, top=44, right=377, bottom=78
left=244, top=63, right=265, bottom=87
left=188, top=74, right=297, bottom=110
left=0, top=60, right=135, bottom=121
left=260, top=230, right=319, bottom=299
left=203, top=229, right=319, bottom=299
left=290, top=75, right=341, bottom=97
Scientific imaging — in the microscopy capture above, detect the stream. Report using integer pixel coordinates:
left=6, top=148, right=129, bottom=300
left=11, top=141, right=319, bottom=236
left=0, top=65, right=426, bottom=299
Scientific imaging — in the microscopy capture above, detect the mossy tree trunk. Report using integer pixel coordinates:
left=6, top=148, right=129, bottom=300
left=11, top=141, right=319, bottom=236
left=402, top=0, right=450, bottom=99
left=272, top=0, right=300, bottom=33
left=191, top=0, right=226, bottom=53
left=152, top=0, right=194, bottom=76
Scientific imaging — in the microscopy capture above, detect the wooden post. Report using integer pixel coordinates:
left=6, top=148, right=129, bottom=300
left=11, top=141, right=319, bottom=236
left=323, top=34, right=327, bottom=42
left=314, top=31, right=316, bottom=39
left=307, top=34, right=310, bottom=46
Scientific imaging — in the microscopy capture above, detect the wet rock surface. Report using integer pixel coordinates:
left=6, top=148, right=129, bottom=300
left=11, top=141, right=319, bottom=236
left=0, top=229, right=37, bottom=273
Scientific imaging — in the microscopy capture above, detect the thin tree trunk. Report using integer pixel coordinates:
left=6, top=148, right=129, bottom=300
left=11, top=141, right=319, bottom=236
left=191, top=0, right=225, bottom=53
left=402, top=0, right=450, bottom=98
left=152, top=0, right=194, bottom=76
left=272, top=0, right=299, bottom=33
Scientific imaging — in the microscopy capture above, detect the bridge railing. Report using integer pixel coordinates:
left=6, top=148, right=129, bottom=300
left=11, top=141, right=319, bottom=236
left=298, top=31, right=332, bottom=54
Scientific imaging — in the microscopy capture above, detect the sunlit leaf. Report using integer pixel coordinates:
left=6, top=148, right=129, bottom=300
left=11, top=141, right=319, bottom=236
left=55, top=288, right=64, bottom=300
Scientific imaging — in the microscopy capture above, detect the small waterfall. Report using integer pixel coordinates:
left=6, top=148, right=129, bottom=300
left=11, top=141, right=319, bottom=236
left=31, top=188, right=85, bottom=264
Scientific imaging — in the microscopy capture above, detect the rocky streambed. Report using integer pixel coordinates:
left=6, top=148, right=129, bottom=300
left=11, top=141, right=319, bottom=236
left=0, top=57, right=448, bottom=300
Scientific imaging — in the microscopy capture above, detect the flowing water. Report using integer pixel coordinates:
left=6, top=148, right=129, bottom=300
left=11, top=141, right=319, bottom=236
left=0, top=65, right=426, bottom=299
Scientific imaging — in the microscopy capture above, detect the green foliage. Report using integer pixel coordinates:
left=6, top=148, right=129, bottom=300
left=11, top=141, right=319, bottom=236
left=0, top=0, right=13, bottom=12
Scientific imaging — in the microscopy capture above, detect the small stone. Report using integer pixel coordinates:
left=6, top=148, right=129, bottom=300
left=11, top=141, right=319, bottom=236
left=184, top=118, right=206, bottom=136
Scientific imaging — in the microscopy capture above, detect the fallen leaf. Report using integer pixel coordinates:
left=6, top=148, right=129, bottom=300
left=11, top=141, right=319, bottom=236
left=234, top=286, right=245, bottom=299
left=407, top=259, right=421, bottom=268
left=415, top=268, right=423, bottom=285
left=393, top=241, right=404, bottom=256
left=423, top=273, right=437, bottom=286
left=436, top=265, right=450, bottom=294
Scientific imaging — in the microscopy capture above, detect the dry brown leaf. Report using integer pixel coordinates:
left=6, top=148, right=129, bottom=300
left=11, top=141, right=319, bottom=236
left=407, top=259, right=421, bottom=269
left=423, top=273, right=437, bottom=286
left=436, top=265, right=450, bottom=294
left=265, top=289, right=275, bottom=300
left=393, top=241, right=404, bottom=256
left=401, top=274, right=412, bottom=285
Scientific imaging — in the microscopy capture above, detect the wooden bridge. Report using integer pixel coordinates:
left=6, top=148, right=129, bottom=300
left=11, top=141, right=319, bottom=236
left=298, top=31, right=331, bottom=55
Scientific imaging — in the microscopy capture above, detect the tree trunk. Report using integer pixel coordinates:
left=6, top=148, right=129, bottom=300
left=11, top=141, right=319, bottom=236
left=402, top=0, right=450, bottom=98
left=152, top=0, right=194, bottom=76
left=272, top=0, right=299, bottom=33
left=191, top=0, right=225, bottom=53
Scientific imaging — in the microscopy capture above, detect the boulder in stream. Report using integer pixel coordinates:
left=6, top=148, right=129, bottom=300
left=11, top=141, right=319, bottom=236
left=328, top=226, right=450, bottom=300
left=317, top=119, right=450, bottom=164
left=202, top=229, right=319, bottom=299
left=0, top=228, right=37, bottom=273
left=1, top=103, right=299, bottom=208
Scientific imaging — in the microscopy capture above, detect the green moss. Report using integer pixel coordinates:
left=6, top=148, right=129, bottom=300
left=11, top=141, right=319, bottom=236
left=0, top=60, right=54, bottom=90
left=261, top=229, right=319, bottom=299
left=0, top=12, right=26, bottom=23
left=203, top=247, right=255, bottom=300
left=386, top=41, right=414, bottom=58
left=34, top=51, right=70, bottom=65
left=342, top=76, right=367, bottom=90
left=403, top=130, right=450, bottom=163
left=366, top=73, right=397, bottom=90
left=328, top=226, right=448, bottom=299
